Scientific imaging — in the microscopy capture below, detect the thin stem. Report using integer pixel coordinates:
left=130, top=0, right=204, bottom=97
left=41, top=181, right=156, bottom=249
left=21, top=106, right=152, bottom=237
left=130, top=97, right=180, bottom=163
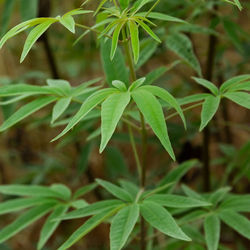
left=146, top=0, right=161, bottom=17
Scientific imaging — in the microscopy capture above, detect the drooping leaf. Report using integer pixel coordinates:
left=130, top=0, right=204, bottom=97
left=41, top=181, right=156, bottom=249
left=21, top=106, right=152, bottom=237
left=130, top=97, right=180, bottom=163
left=38, top=205, right=68, bottom=250
left=224, top=92, right=250, bottom=109
left=0, top=203, right=56, bottom=243
left=165, top=33, right=202, bottom=76
left=204, top=215, right=221, bottom=250
left=110, top=204, right=139, bottom=250
left=0, top=96, right=57, bottom=132
left=52, top=88, right=116, bottom=141
left=140, top=201, right=191, bottom=241
left=140, top=85, right=186, bottom=128
left=20, top=20, right=56, bottom=62
left=58, top=207, right=122, bottom=250
left=219, top=211, right=250, bottom=239
left=96, top=179, right=133, bottom=202
left=132, top=88, right=175, bottom=160
left=100, top=91, right=130, bottom=152
left=200, top=95, right=220, bottom=131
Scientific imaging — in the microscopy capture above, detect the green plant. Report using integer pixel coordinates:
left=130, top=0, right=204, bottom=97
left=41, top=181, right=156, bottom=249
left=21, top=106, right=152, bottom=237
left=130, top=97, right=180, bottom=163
left=0, top=0, right=249, bottom=250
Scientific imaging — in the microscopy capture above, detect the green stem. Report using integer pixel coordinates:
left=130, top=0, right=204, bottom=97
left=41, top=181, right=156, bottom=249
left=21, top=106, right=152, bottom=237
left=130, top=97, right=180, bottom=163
left=146, top=0, right=161, bottom=17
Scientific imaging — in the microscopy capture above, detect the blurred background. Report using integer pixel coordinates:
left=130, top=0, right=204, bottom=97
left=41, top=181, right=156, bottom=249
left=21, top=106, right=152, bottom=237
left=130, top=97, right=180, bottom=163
left=0, top=0, right=249, bottom=249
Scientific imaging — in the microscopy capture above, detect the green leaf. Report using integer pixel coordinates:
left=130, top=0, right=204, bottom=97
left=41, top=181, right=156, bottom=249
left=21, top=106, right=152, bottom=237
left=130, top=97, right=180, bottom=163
left=192, top=77, right=218, bottom=96
left=58, top=207, right=122, bottom=250
left=60, top=200, right=124, bottom=220
left=219, top=211, right=250, bottom=239
left=20, top=20, right=56, bottom=62
left=100, top=91, right=130, bottom=152
left=129, top=78, right=146, bottom=91
left=140, top=201, right=191, bottom=241
left=59, top=15, right=75, bottom=33
left=0, top=184, right=67, bottom=199
left=38, top=205, right=68, bottom=250
left=140, top=85, right=186, bottom=128
left=0, top=197, right=56, bottom=215
left=219, top=194, right=250, bottom=212
left=178, top=93, right=210, bottom=105
left=145, top=194, right=211, bottom=208
left=220, top=75, right=250, bottom=93
left=200, top=95, right=220, bottom=131
left=52, top=88, right=116, bottom=141
left=0, top=203, right=55, bottom=243
left=119, top=0, right=130, bottom=10
left=51, top=97, right=71, bottom=123
left=132, top=0, right=153, bottom=13
left=110, top=204, right=139, bottom=250
left=112, top=80, right=127, bottom=91
left=165, top=33, right=201, bottom=76
left=101, top=39, right=129, bottom=87
left=119, top=180, right=139, bottom=199
left=73, top=183, right=98, bottom=200
left=209, top=187, right=231, bottom=206
left=96, top=179, right=133, bottom=202
left=129, top=20, right=140, bottom=63
left=110, top=21, right=124, bottom=60
left=46, top=79, right=71, bottom=96
left=136, top=19, right=161, bottom=43
left=20, top=0, right=38, bottom=21
left=224, top=92, right=250, bottom=109
left=132, top=89, right=175, bottom=160
left=50, top=184, right=72, bottom=201
left=0, top=96, right=57, bottom=132
left=204, top=215, right=221, bottom=250
left=144, top=66, right=168, bottom=85
left=138, top=12, right=186, bottom=23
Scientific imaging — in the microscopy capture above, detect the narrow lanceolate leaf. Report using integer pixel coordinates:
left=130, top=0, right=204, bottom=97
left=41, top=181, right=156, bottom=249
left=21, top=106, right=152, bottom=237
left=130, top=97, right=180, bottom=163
left=138, top=12, right=186, bottom=23
left=140, top=201, right=191, bottom=241
left=20, top=20, right=56, bottom=62
left=110, top=204, right=139, bottom=250
left=51, top=97, right=71, bottom=123
left=219, top=195, right=250, bottom=212
left=145, top=194, right=211, bottom=208
left=0, top=203, right=55, bottom=243
left=192, top=77, right=218, bottom=96
left=73, top=183, right=98, bottom=199
left=38, top=205, right=68, bottom=250
left=0, top=197, right=55, bottom=215
left=204, top=215, right=220, bottom=250
left=100, top=92, right=130, bottom=152
left=132, top=89, right=175, bottom=160
left=110, top=22, right=124, bottom=60
left=58, top=207, right=121, bottom=250
left=220, top=75, right=250, bottom=93
left=0, top=96, right=57, bottom=132
left=219, top=211, right=250, bottom=239
left=140, top=85, right=186, bottom=128
left=129, top=20, right=140, bottom=63
left=52, top=88, right=116, bottom=141
left=224, top=92, right=250, bottom=109
left=165, top=33, right=201, bottom=76
left=59, top=15, right=75, bottom=33
left=136, top=19, right=161, bottom=43
left=96, top=179, right=133, bottom=202
left=200, top=95, right=220, bottom=131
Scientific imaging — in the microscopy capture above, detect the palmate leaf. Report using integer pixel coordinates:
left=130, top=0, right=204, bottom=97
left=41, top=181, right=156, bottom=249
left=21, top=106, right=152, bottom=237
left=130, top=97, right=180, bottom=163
left=132, top=88, right=175, bottom=160
left=129, top=20, right=140, bottom=63
left=140, top=201, right=191, bottom=241
left=52, top=88, right=117, bottom=141
left=219, top=211, right=250, bottom=239
left=96, top=179, right=133, bottom=202
left=204, top=215, right=221, bottom=250
left=0, top=96, right=57, bottom=132
left=59, top=200, right=124, bottom=220
left=224, top=92, right=250, bottom=109
left=165, top=33, right=202, bottom=76
left=200, top=95, right=220, bottom=131
left=110, top=204, right=139, bottom=250
left=0, top=203, right=56, bottom=243
left=100, top=91, right=130, bottom=152
left=145, top=194, right=211, bottom=208
left=58, top=207, right=123, bottom=250
left=140, top=85, right=186, bottom=128
left=38, top=205, right=68, bottom=250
